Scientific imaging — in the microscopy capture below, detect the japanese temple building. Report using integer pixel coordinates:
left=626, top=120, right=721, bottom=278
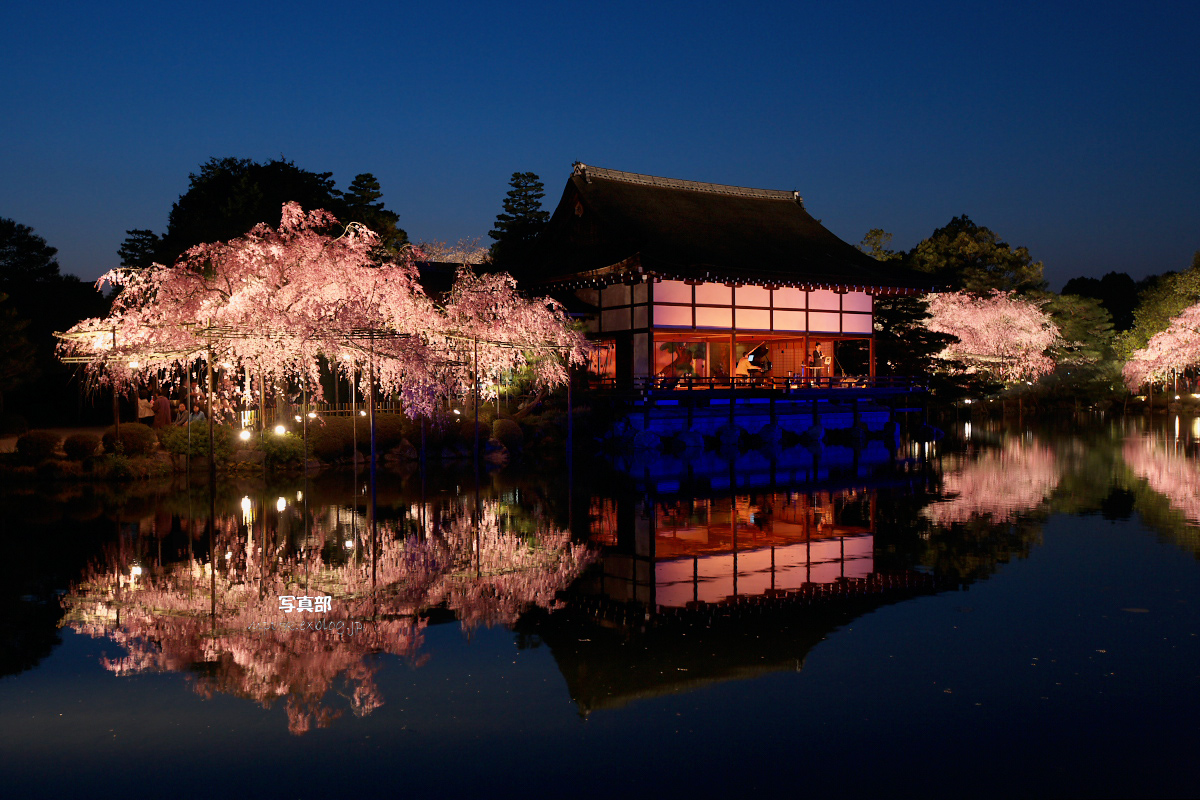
left=523, top=164, right=932, bottom=388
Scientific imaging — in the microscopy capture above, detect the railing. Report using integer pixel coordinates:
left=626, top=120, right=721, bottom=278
left=587, top=375, right=925, bottom=395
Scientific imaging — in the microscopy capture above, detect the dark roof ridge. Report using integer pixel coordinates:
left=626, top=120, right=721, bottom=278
left=573, top=162, right=800, bottom=203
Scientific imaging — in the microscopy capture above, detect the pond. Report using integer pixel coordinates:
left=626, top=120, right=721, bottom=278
left=2, top=416, right=1199, bottom=798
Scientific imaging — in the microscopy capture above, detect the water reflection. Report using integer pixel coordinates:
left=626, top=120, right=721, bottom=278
left=58, top=489, right=594, bottom=733
left=6, top=417, right=1200, bottom=737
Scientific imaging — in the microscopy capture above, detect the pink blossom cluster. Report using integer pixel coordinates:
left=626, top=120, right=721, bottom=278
left=59, top=204, right=587, bottom=417
left=924, top=290, right=1059, bottom=383
left=1122, top=302, right=1200, bottom=389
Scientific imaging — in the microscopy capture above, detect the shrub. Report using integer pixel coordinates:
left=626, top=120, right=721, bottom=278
left=492, top=418, right=524, bottom=452
left=98, top=453, right=133, bottom=480
left=157, top=424, right=235, bottom=463
left=63, top=433, right=101, bottom=461
left=261, top=431, right=306, bottom=468
left=307, top=417, right=355, bottom=462
left=16, top=430, right=61, bottom=464
left=102, top=423, right=157, bottom=456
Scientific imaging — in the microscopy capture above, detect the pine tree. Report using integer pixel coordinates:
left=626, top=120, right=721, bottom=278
left=488, top=172, right=548, bottom=269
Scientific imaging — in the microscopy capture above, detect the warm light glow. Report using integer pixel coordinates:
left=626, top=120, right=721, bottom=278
left=274, top=425, right=286, bottom=435
left=294, top=415, right=302, bottom=422
left=964, top=422, right=972, bottom=440
left=359, top=410, right=366, bottom=416
left=224, top=551, right=232, bottom=560
left=307, top=412, right=316, bottom=419
left=296, top=491, right=303, bottom=502
left=241, top=496, right=251, bottom=513
left=453, top=409, right=461, bottom=415
left=276, top=497, right=286, bottom=512
left=963, top=398, right=973, bottom=405
left=131, top=565, right=143, bottom=576
left=239, top=429, right=252, bottom=441
left=344, top=539, right=354, bottom=548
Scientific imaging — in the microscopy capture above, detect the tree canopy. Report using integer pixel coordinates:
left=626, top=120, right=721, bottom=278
left=1115, top=252, right=1200, bottom=362
left=122, top=158, right=408, bottom=268
left=909, top=215, right=1047, bottom=295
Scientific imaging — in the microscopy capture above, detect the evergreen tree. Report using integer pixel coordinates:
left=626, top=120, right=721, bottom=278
left=344, top=172, right=408, bottom=255
left=488, top=172, right=548, bottom=269
left=117, top=229, right=161, bottom=269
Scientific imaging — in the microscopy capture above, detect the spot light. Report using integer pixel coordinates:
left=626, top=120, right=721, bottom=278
left=274, top=425, right=286, bottom=435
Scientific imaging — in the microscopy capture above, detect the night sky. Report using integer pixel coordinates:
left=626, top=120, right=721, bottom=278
left=2, top=0, right=1197, bottom=290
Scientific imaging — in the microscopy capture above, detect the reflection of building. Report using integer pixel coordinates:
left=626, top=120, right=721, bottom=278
left=523, top=164, right=931, bottom=387
left=584, top=490, right=876, bottom=609
left=531, top=486, right=936, bottom=714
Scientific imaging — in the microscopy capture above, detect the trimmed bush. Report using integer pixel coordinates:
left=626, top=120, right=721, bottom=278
left=102, top=423, right=157, bottom=456
left=492, top=418, right=523, bottom=452
left=16, top=430, right=61, bottom=464
left=157, top=424, right=235, bottom=463
left=63, top=432, right=101, bottom=461
left=261, top=431, right=306, bottom=468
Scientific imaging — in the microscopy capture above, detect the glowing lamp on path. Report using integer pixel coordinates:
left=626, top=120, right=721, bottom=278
left=274, top=425, right=286, bottom=435
left=239, top=429, right=252, bottom=441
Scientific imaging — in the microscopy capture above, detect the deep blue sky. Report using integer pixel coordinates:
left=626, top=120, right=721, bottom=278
left=2, top=0, right=1197, bottom=290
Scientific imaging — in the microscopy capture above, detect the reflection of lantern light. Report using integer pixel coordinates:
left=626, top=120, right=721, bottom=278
left=453, top=409, right=461, bottom=415
left=241, top=496, right=251, bottom=513
left=274, top=425, right=286, bottom=435
left=964, top=422, right=972, bottom=440
left=239, top=429, right=252, bottom=441
left=131, top=565, right=143, bottom=576
left=276, top=497, right=286, bottom=512
left=296, top=491, right=303, bottom=502
left=294, top=415, right=302, bottom=422
left=307, top=412, right=316, bottom=419
left=224, top=551, right=232, bottom=560
left=359, top=410, right=366, bottom=416
left=344, top=539, right=354, bottom=548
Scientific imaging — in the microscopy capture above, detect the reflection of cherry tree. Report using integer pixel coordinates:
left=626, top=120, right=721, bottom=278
left=62, top=501, right=595, bottom=734
left=925, top=438, right=1061, bottom=524
left=1123, top=436, right=1200, bottom=524
left=423, top=501, right=596, bottom=628
left=925, top=290, right=1059, bottom=383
